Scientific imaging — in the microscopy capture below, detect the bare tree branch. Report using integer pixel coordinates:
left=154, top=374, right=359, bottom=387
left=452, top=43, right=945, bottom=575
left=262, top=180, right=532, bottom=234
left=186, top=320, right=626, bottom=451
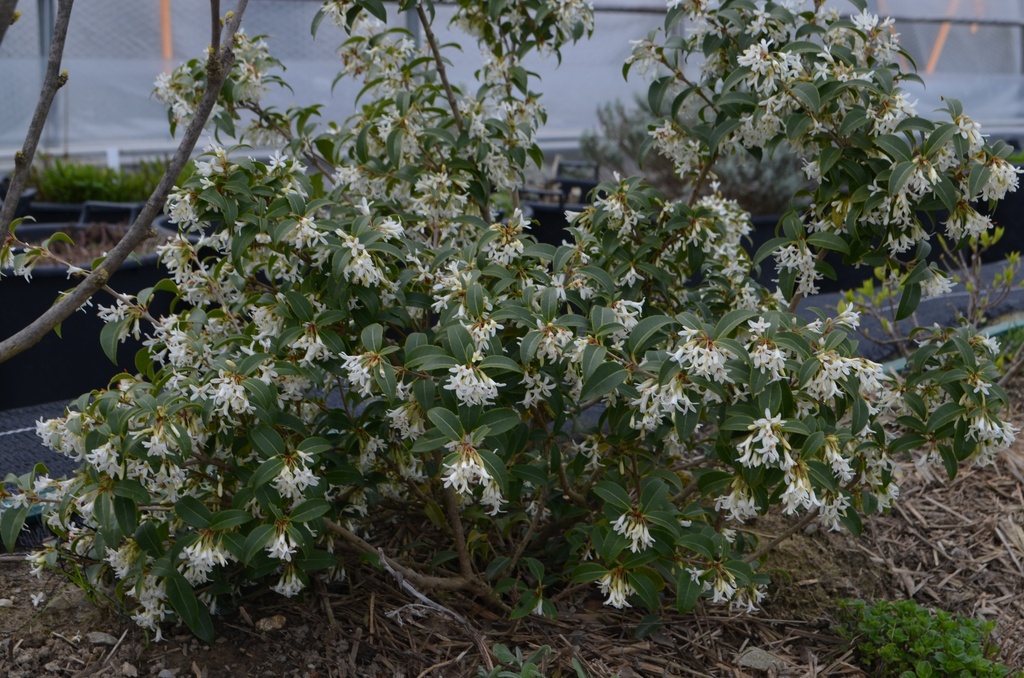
left=0, top=0, right=251, bottom=365
left=323, top=517, right=509, bottom=616
left=0, top=0, right=19, bottom=49
left=416, top=4, right=462, bottom=134
left=0, top=0, right=72, bottom=243
left=210, top=0, right=221, bottom=55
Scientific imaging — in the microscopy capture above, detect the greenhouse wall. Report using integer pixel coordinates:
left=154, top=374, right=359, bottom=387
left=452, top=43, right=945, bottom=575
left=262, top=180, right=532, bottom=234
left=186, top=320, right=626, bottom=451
left=2, top=0, right=1024, bottom=168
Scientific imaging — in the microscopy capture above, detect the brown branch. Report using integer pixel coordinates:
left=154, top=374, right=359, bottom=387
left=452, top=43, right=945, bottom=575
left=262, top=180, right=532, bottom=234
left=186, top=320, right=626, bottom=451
left=744, top=509, right=819, bottom=564
left=416, top=4, right=462, bottom=133
left=503, top=488, right=547, bottom=575
left=210, top=0, right=221, bottom=55
left=0, top=0, right=73, bottom=243
left=0, top=0, right=18, bottom=50
left=435, top=449, right=475, bottom=578
left=556, top=455, right=587, bottom=506
left=415, top=4, right=493, bottom=224
left=0, top=0, right=251, bottom=365
left=322, top=517, right=505, bottom=612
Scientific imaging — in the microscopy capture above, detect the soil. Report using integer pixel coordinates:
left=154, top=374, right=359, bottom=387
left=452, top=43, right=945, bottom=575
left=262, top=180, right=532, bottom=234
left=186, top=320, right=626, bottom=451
left=3, top=432, right=1023, bottom=676
left=20, top=222, right=165, bottom=268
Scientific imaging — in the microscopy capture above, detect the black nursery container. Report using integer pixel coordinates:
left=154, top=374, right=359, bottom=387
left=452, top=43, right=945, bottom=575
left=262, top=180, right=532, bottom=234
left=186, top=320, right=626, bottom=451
left=0, top=214, right=170, bottom=409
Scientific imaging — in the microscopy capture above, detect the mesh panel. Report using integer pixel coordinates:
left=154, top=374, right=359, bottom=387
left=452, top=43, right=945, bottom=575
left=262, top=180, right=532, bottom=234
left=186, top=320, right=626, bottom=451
left=897, top=20, right=1023, bottom=74
left=4, top=1, right=1023, bottom=152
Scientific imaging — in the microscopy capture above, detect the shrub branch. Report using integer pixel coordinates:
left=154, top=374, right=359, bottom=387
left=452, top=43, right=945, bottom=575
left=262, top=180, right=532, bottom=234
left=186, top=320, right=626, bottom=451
left=0, top=0, right=250, bottom=365
left=0, top=0, right=18, bottom=50
left=0, top=0, right=73, bottom=243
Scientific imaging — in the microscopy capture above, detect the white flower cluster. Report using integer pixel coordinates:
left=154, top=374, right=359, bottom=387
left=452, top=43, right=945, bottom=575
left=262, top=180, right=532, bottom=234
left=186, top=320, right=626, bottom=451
left=445, top=362, right=504, bottom=407
left=441, top=435, right=505, bottom=515
left=668, top=327, right=735, bottom=384
left=483, top=208, right=528, bottom=266
left=597, top=569, right=635, bottom=609
left=153, top=30, right=273, bottom=130
left=611, top=510, right=654, bottom=553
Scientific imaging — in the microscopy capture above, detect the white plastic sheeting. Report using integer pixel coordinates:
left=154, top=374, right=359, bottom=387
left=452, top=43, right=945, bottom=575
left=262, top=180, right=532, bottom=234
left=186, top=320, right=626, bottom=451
left=0, top=1, right=663, bottom=159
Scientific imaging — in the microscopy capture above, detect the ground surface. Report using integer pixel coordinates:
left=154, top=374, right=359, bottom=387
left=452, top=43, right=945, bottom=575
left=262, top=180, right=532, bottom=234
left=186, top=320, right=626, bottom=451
left=2, top=436, right=1023, bottom=676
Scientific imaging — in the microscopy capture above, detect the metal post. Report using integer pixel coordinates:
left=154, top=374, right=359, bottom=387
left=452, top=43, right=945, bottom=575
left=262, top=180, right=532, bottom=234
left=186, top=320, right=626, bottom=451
left=37, top=0, right=59, bottom=152
left=405, top=5, right=421, bottom=49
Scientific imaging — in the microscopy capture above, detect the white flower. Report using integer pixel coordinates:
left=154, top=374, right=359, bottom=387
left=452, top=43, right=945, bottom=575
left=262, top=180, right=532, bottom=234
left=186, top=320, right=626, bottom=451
left=31, top=592, right=45, bottom=608
left=775, top=243, right=820, bottom=296
left=716, top=479, right=759, bottom=522
left=272, top=566, right=305, bottom=598
left=980, top=157, right=1022, bottom=201
left=274, top=458, right=320, bottom=502
left=337, top=230, right=385, bottom=287
left=521, top=370, right=556, bottom=408
left=922, top=271, right=955, bottom=300
left=85, top=442, right=122, bottom=479
left=483, top=209, right=527, bottom=266
left=944, top=207, right=991, bottom=241
left=267, top=529, right=298, bottom=562
left=668, top=328, right=735, bottom=384
left=441, top=435, right=492, bottom=496
left=180, top=534, right=233, bottom=585
left=444, top=363, right=504, bottom=407
left=780, top=466, right=820, bottom=515
left=597, top=570, right=635, bottom=609
left=736, top=408, right=790, bottom=470
left=611, top=510, right=654, bottom=553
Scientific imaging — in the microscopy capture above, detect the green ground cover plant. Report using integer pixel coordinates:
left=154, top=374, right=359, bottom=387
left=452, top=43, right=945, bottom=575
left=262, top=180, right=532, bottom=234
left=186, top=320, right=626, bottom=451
left=837, top=598, right=1020, bottom=677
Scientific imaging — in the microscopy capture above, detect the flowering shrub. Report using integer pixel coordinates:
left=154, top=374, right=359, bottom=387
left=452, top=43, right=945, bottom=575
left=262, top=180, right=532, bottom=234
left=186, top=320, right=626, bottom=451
left=1, top=0, right=1020, bottom=641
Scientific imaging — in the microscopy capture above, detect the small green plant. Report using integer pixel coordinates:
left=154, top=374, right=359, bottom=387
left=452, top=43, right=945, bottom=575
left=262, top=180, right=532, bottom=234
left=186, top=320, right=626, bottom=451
left=28, top=157, right=168, bottom=203
left=479, top=645, right=553, bottom=678
left=480, top=644, right=590, bottom=678
left=837, top=599, right=1018, bottom=677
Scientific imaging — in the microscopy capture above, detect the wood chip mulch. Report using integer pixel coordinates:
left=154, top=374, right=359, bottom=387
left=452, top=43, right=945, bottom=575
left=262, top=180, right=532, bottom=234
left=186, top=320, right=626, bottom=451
left=292, top=440, right=1024, bottom=676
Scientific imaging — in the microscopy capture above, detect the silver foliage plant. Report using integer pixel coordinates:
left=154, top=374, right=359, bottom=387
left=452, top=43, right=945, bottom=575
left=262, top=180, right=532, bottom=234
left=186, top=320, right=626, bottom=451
left=3, top=0, right=1020, bottom=640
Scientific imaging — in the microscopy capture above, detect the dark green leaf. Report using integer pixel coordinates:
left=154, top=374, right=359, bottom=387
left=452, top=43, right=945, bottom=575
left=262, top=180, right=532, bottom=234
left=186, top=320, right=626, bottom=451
left=427, top=407, right=463, bottom=440
left=113, top=495, right=138, bottom=535
left=251, top=457, right=284, bottom=489
left=0, top=505, right=29, bottom=553
left=241, top=524, right=276, bottom=565
left=927, top=401, right=966, bottom=433
left=894, top=282, right=921, bottom=321
left=290, top=498, right=331, bottom=523
left=592, top=480, right=633, bottom=511
left=209, top=509, right=253, bottom=531
left=175, top=496, right=212, bottom=529
left=251, top=425, right=286, bottom=459
left=571, top=562, right=608, bottom=583
left=580, top=363, right=628, bottom=402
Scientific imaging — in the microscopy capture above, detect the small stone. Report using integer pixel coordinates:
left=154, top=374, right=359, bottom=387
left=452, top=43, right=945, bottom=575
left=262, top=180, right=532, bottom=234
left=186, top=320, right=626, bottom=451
left=86, top=631, right=119, bottom=646
left=44, top=589, right=85, bottom=612
left=255, top=614, right=287, bottom=632
left=0, top=598, right=14, bottom=607
left=121, top=661, right=138, bottom=677
left=737, top=647, right=786, bottom=671
left=157, top=669, right=178, bottom=678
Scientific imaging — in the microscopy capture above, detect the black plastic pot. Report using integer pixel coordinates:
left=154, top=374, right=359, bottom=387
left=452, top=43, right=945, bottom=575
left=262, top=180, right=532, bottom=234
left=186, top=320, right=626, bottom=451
left=552, top=159, right=600, bottom=203
left=22, top=200, right=146, bottom=226
left=0, top=220, right=172, bottom=409
left=0, top=186, right=37, bottom=220
left=748, top=215, right=878, bottom=294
